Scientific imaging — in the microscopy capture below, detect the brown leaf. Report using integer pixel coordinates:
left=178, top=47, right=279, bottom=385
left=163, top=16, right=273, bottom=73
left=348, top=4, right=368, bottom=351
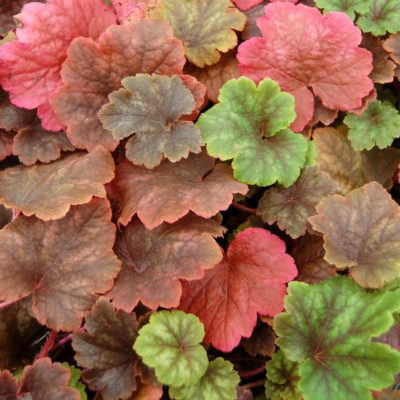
left=242, top=322, right=275, bottom=357
left=0, top=130, right=14, bottom=161
left=0, top=199, right=121, bottom=330
left=384, top=33, right=400, bottom=64
left=113, top=152, right=247, bottom=228
left=73, top=298, right=140, bottom=400
left=0, top=146, right=115, bottom=220
left=0, top=370, right=18, bottom=400
left=108, top=214, right=224, bottom=310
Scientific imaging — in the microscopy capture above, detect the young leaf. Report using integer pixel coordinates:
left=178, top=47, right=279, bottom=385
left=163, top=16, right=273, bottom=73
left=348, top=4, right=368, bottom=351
left=50, top=19, right=186, bottom=151
left=357, top=0, right=400, bottom=36
left=315, top=0, right=370, bottom=20
left=0, top=146, right=115, bottom=221
left=155, top=0, right=246, bottom=67
left=309, top=182, right=400, bottom=288
left=13, top=122, right=74, bottom=166
left=179, top=228, right=297, bottom=352
left=134, top=310, right=208, bottom=387
left=264, top=351, right=301, bottom=400
left=0, top=199, right=121, bottom=330
left=313, top=126, right=400, bottom=193
left=0, top=0, right=116, bottom=130
left=99, top=74, right=203, bottom=168
left=197, top=77, right=308, bottom=187
left=238, top=2, right=373, bottom=131
left=344, top=101, right=400, bottom=151
left=112, top=153, right=247, bottom=228
left=108, top=215, right=224, bottom=311
left=72, top=298, right=140, bottom=400
left=257, top=166, right=338, bottom=239
left=274, top=276, right=400, bottom=400
left=169, top=358, right=239, bottom=400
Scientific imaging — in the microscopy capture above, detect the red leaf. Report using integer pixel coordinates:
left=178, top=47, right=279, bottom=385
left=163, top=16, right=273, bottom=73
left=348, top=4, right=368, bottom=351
left=178, top=228, right=297, bottom=352
left=237, top=3, right=373, bottom=131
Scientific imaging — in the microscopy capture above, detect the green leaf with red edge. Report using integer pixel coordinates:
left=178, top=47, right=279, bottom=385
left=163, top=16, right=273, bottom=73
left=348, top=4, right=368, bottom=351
left=309, top=182, right=400, bottom=289
left=274, top=276, right=400, bottom=400
left=0, top=199, right=121, bottom=331
left=178, top=228, right=297, bottom=352
left=72, top=298, right=140, bottom=400
left=99, top=74, right=203, bottom=168
left=50, top=19, right=186, bottom=151
left=134, top=310, right=208, bottom=387
left=0, top=146, right=114, bottom=221
left=112, top=152, right=247, bottom=228
left=107, top=214, right=224, bottom=311
left=257, top=166, right=338, bottom=239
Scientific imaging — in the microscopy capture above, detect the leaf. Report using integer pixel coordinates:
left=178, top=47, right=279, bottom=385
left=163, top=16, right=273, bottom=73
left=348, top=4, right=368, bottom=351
left=309, top=182, right=400, bottom=288
left=0, top=130, right=14, bottom=161
left=238, top=2, right=373, bottom=131
left=384, top=33, right=400, bottom=64
left=50, top=19, right=186, bottom=151
left=313, top=126, right=400, bottom=193
left=232, top=0, right=263, bottom=11
left=99, top=74, right=203, bottom=168
left=0, top=370, right=17, bottom=399
left=315, top=0, right=370, bottom=20
left=155, top=0, right=246, bottom=67
left=264, top=351, right=301, bottom=400
left=197, top=77, right=308, bottom=187
left=0, top=204, right=11, bottom=229
left=0, top=0, right=116, bottom=130
left=257, top=166, right=338, bottom=239
left=344, top=100, right=400, bottom=151
left=0, top=1, right=42, bottom=36
left=12, top=121, right=74, bottom=166
left=61, top=364, right=87, bottom=400
left=133, top=310, right=209, bottom=387
left=242, top=323, right=275, bottom=357
left=0, top=146, right=115, bottom=220
left=108, top=214, right=224, bottom=310
left=169, top=358, right=239, bottom=400
left=72, top=298, right=140, bottom=400
left=0, top=199, right=121, bottom=330
left=357, top=0, right=400, bottom=36
left=112, top=152, right=247, bottom=228
left=274, top=276, right=400, bottom=400
left=179, top=228, right=297, bottom=352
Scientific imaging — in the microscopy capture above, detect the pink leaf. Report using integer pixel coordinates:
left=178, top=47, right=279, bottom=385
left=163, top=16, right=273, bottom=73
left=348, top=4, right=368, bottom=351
left=232, top=0, right=263, bottom=11
left=178, top=228, right=297, bottom=352
left=237, top=3, right=373, bottom=131
left=0, top=0, right=116, bottom=130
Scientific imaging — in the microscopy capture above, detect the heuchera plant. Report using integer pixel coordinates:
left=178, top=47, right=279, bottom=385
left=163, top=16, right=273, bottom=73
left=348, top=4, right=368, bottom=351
left=0, top=1, right=399, bottom=399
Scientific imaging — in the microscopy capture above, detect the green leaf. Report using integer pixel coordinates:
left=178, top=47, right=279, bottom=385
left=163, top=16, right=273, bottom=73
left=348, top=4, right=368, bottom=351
left=197, top=77, right=308, bottom=187
left=169, top=358, right=239, bottom=400
left=344, top=101, right=400, bottom=151
left=274, top=276, right=400, bottom=400
left=133, top=310, right=208, bottom=387
left=315, top=0, right=371, bottom=20
left=264, top=351, right=301, bottom=400
left=357, top=0, right=400, bottom=36
left=62, top=363, right=87, bottom=400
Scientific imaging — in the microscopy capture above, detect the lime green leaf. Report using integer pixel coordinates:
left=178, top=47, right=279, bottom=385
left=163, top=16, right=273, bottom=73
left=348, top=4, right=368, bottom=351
left=274, top=276, right=400, bottom=400
left=62, top=363, right=87, bottom=400
left=133, top=310, right=208, bottom=387
left=357, top=0, right=400, bottom=36
left=169, top=358, right=239, bottom=400
left=315, top=0, right=370, bottom=20
left=197, top=77, right=308, bottom=187
left=264, top=351, right=301, bottom=400
left=344, top=101, right=400, bottom=150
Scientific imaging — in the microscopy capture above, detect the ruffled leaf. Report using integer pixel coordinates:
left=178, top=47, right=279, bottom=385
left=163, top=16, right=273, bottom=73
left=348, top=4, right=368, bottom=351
left=108, top=215, right=224, bottom=310
left=62, top=364, right=87, bottom=400
left=274, top=276, right=400, bottom=400
left=0, top=199, right=121, bottom=330
left=315, top=0, right=370, bottom=20
left=134, top=310, right=208, bottom=387
left=0, top=1, right=42, bottom=36
left=50, top=19, right=186, bottom=151
left=179, top=228, right=297, bottom=352
left=232, top=0, right=263, bottom=11
left=309, top=182, right=400, bottom=288
left=344, top=100, right=400, bottom=150
left=242, top=323, right=275, bottom=358
left=238, top=3, right=373, bottom=131
left=169, top=358, right=239, bottom=400
left=112, top=152, right=247, bottom=228
left=197, top=77, right=308, bottom=187
left=99, top=74, right=203, bottom=168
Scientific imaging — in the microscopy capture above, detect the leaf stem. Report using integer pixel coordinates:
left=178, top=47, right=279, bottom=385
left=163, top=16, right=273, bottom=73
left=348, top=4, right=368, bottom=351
left=231, top=201, right=257, bottom=214
left=241, top=379, right=266, bottom=389
left=12, top=208, right=21, bottom=220
left=0, top=299, right=20, bottom=309
left=36, top=330, right=58, bottom=360
left=240, top=365, right=266, bottom=378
